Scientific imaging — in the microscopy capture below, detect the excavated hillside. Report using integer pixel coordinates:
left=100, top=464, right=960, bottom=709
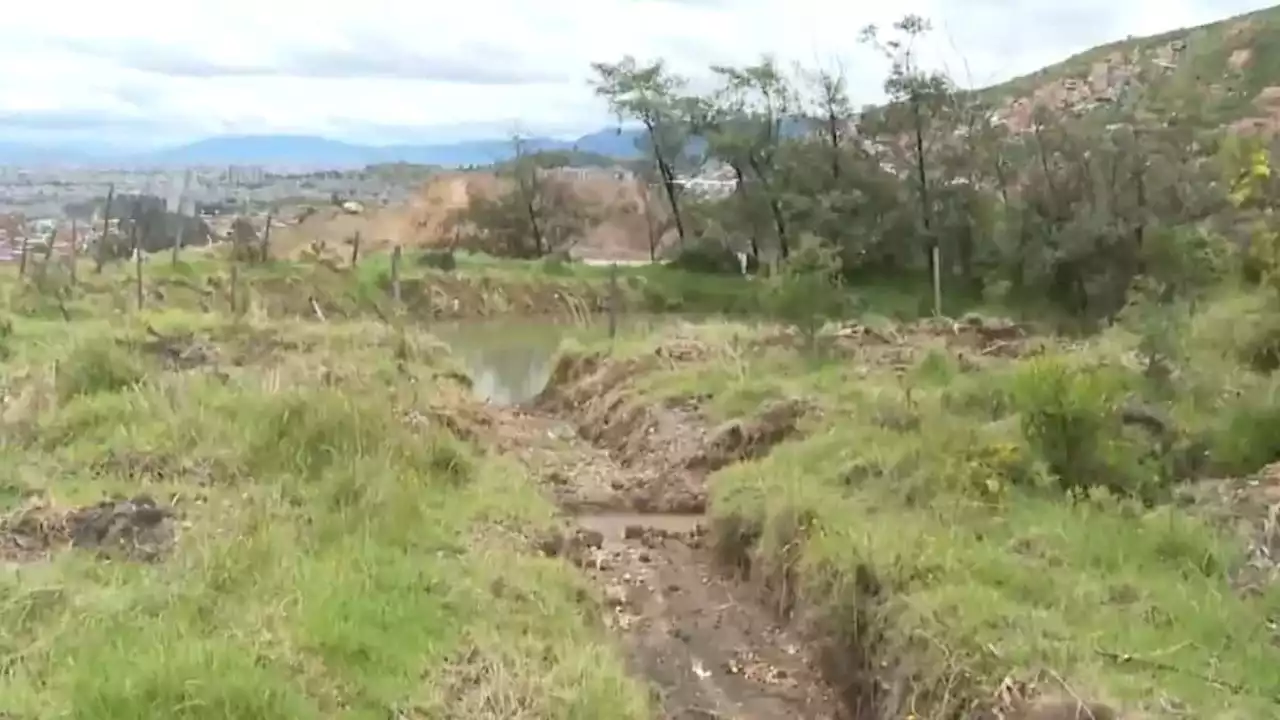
left=986, top=6, right=1280, bottom=135
left=269, top=170, right=662, bottom=262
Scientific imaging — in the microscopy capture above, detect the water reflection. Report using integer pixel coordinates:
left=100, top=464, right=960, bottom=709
left=434, top=315, right=679, bottom=406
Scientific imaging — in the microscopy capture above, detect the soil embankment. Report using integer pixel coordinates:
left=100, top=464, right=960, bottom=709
left=268, top=170, right=661, bottom=262
left=481, top=345, right=841, bottom=718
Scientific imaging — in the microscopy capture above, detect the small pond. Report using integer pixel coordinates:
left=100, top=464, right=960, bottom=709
left=432, top=314, right=682, bottom=406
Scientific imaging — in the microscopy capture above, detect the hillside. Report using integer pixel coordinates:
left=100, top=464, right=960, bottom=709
left=980, top=5, right=1280, bottom=134
left=265, top=169, right=657, bottom=261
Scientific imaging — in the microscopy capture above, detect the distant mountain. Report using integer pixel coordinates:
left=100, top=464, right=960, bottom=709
left=0, top=128, right=651, bottom=169
left=123, top=129, right=651, bottom=169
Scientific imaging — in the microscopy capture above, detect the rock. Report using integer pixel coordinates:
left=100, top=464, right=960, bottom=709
left=574, top=528, right=604, bottom=549
left=603, top=583, right=628, bottom=607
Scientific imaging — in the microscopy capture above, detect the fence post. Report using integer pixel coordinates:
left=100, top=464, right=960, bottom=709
left=17, top=235, right=28, bottom=277
left=69, top=219, right=78, bottom=286
left=608, top=262, right=619, bottom=341
left=229, top=261, right=239, bottom=315
left=350, top=231, right=361, bottom=267
left=131, top=212, right=144, bottom=311
left=391, top=245, right=402, bottom=303
left=260, top=212, right=273, bottom=263
left=95, top=183, right=113, bottom=274
left=43, top=227, right=56, bottom=263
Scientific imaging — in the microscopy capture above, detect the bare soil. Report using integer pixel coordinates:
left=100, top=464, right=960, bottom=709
left=0, top=494, right=176, bottom=563
left=267, top=170, right=664, bottom=262
left=483, top=350, right=840, bottom=719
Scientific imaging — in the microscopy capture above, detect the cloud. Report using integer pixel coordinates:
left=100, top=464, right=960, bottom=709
left=0, top=0, right=1272, bottom=148
left=55, top=37, right=566, bottom=84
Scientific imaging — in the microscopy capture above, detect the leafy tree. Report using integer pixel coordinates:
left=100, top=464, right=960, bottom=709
left=591, top=57, right=695, bottom=245
left=446, top=137, right=604, bottom=259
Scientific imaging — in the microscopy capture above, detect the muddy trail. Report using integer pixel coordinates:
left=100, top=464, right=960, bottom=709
left=482, top=354, right=841, bottom=719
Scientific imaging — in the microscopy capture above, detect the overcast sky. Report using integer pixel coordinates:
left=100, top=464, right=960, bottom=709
left=1, top=0, right=1273, bottom=149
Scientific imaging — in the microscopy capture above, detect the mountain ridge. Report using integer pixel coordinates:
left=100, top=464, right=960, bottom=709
left=0, top=128, right=650, bottom=170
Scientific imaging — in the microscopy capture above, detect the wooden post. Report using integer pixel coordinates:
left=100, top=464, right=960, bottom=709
left=131, top=209, right=144, bottom=311
left=229, top=261, right=239, bottom=314
left=608, top=262, right=619, bottom=341
left=260, top=212, right=273, bottom=263
left=171, top=216, right=186, bottom=267
left=69, top=220, right=78, bottom=286
left=390, top=245, right=402, bottom=303
left=43, top=227, right=56, bottom=263
left=95, top=183, right=113, bottom=274
left=172, top=170, right=191, bottom=267
left=350, top=231, right=361, bottom=267
left=931, top=243, right=942, bottom=317
left=18, top=234, right=28, bottom=277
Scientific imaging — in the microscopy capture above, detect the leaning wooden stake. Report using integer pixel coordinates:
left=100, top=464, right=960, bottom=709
left=131, top=213, right=144, bottom=311
left=17, top=234, right=28, bottom=277
left=391, top=245, right=402, bottom=303
left=69, top=220, right=79, bottom=286
left=260, top=212, right=273, bottom=262
left=350, top=231, right=361, bottom=267
left=95, top=183, right=113, bottom=274
left=608, top=262, right=620, bottom=341
left=229, top=261, right=239, bottom=314
left=43, top=227, right=56, bottom=263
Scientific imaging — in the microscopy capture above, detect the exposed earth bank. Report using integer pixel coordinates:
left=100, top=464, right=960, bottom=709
left=474, top=335, right=1125, bottom=720
left=489, top=348, right=841, bottom=718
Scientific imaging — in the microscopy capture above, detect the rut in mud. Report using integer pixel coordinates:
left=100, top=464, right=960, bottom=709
left=484, top=358, right=840, bottom=719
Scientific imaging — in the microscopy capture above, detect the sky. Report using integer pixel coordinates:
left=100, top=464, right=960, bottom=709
left=1, top=0, right=1275, bottom=150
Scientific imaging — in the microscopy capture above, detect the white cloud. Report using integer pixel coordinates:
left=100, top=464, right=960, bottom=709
left=0, top=0, right=1272, bottom=147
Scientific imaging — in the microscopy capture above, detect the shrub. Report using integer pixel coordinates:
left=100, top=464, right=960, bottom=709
left=667, top=238, right=743, bottom=275
left=1011, top=357, right=1165, bottom=499
left=768, top=234, right=848, bottom=350
left=56, top=338, right=147, bottom=402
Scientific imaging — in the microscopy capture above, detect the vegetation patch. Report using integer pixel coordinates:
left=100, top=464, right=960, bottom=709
left=0, top=310, right=650, bottom=719
left=561, top=310, right=1280, bottom=718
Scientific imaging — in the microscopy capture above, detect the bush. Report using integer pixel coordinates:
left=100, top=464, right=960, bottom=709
left=56, top=338, right=147, bottom=402
left=666, top=238, right=743, bottom=275
left=419, top=249, right=457, bottom=271
left=1011, top=357, right=1165, bottom=499
left=768, top=234, right=848, bottom=349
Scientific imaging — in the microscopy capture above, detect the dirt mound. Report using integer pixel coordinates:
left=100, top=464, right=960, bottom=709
left=271, top=203, right=412, bottom=259
left=1, top=494, right=176, bottom=562
left=1179, top=462, right=1280, bottom=595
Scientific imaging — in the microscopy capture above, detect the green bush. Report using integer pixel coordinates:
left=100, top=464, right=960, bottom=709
left=667, top=238, right=743, bottom=275
left=1205, top=380, right=1280, bottom=475
left=1011, top=357, right=1164, bottom=499
left=56, top=338, right=147, bottom=402
left=767, top=234, right=848, bottom=349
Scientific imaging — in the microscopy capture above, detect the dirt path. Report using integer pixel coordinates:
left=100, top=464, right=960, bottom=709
left=491, top=404, right=841, bottom=719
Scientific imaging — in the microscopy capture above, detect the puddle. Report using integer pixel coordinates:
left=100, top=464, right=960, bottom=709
left=433, top=315, right=681, bottom=406
left=576, top=512, right=704, bottom=540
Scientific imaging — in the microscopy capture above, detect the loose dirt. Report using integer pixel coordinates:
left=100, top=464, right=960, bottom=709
left=482, top=351, right=840, bottom=719
left=267, top=170, right=664, bottom=262
left=1, top=494, right=176, bottom=563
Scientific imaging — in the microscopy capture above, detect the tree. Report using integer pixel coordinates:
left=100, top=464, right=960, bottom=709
left=591, top=57, right=694, bottom=246
left=446, top=138, right=604, bottom=260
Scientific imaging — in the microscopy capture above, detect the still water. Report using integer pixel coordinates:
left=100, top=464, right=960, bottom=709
left=432, top=315, right=676, bottom=406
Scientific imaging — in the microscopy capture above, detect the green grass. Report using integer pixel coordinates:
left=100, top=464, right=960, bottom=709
left=0, top=311, right=651, bottom=719
left=2, top=248, right=779, bottom=322
left=563, top=302, right=1280, bottom=717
